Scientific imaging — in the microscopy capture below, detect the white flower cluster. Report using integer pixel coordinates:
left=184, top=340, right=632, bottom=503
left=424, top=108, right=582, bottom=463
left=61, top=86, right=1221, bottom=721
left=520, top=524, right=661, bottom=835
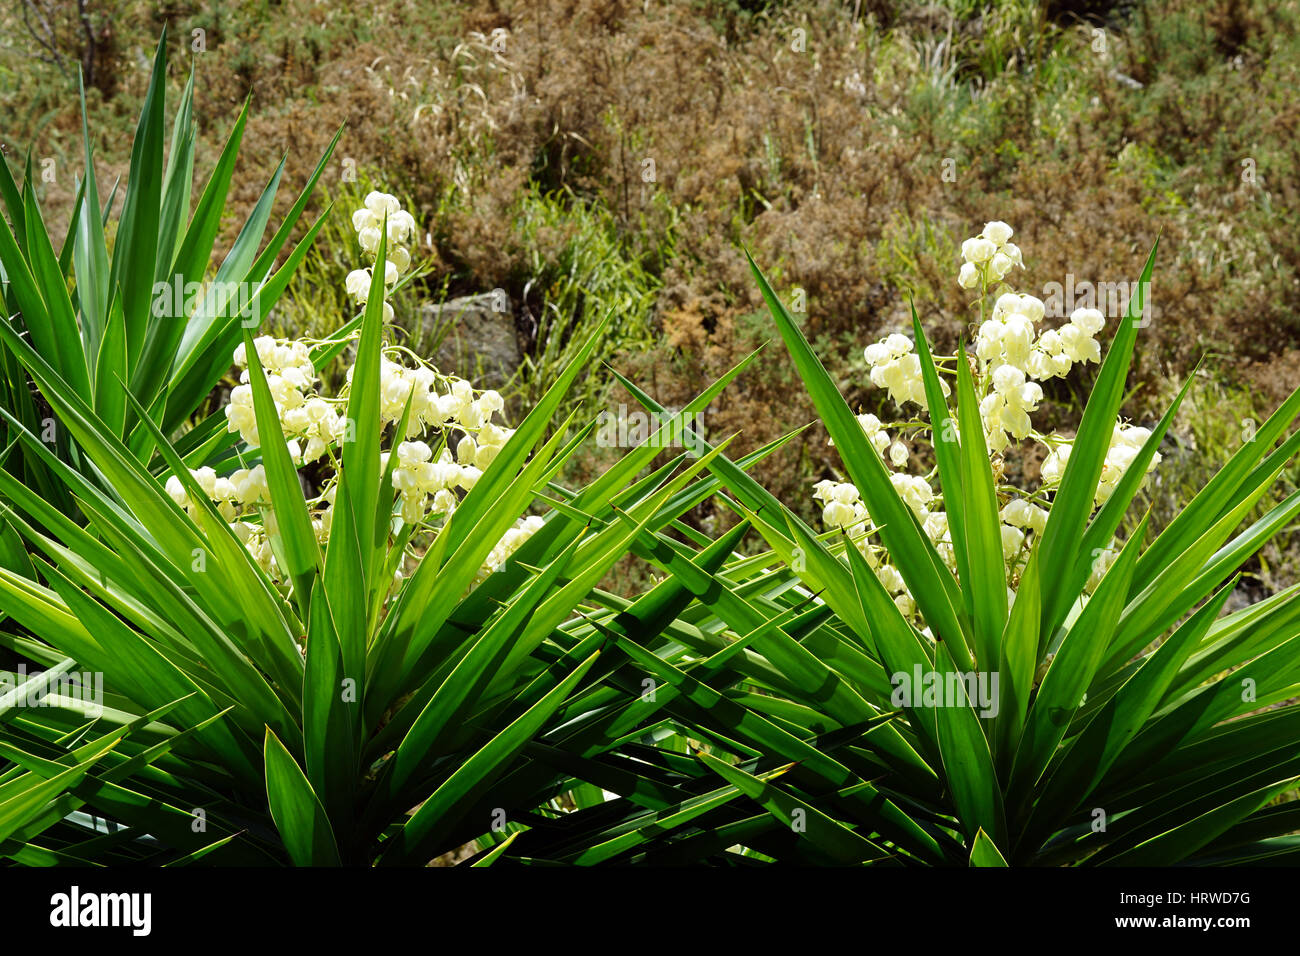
left=809, top=222, right=1162, bottom=624
left=1087, top=545, right=1118, bottom=593
left=813, top=467, right=936, bottom=617
left=976, top=293, right=1042, bottom=367
left=165, top=187, right=544, bottom=588
left=165, top=464, right=271, bottom=521
left=1026, top=308, right=1104, bottom=379
left=812, top=479, right=866, bottom=532
left=389, top=442, right=462, bottom=525
left=477, top=515, right=546, bottom=583
left=367, top=360, right=508, bottom=441
left=1041, top=422, right=1160, bottom=506
left=383, top=420, right=510, bottom=528
left=204, top=336, right=529, bottom=577
left=863, top=333, right=951, bottom=408
left=922, top=511, right=956, bottom=576
left=1000, top=496, right=1048, bottom=537
left=976, top=295, right=1103, bottom=386
left=980, top=364, right=1043, bottom=448
left=225, top=336, right=344, bottom=462
left=972, top=290, right=1104, bottom=452
left=958, top=220, right=1023, bottom=289
left=164, top=464, right=285, bottom=577
left=345, top=191, right=418, bottom=321
left=840, top=413, right=911, bottom=467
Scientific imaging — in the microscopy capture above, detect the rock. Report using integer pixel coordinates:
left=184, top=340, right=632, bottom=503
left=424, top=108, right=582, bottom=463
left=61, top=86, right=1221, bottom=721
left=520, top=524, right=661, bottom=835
left=407, top=292, right=521, bottom=389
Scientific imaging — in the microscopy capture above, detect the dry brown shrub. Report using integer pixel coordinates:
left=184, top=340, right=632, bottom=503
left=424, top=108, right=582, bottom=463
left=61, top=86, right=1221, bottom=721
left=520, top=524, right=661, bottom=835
left=6, top=0, right=1300, bottom=532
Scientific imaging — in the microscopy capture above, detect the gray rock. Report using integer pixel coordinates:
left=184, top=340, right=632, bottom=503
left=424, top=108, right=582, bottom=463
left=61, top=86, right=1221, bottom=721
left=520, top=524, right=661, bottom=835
left=405, top=292, right=521, bottom=389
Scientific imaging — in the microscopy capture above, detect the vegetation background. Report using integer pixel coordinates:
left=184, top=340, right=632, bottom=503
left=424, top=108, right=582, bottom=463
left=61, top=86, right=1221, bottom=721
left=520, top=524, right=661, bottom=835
left=3, top=0, right=1298, bottom=596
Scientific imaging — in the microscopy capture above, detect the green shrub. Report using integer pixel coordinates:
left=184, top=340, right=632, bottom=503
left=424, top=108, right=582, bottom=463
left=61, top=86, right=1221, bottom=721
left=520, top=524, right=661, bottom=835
left=0, top=33, right=337, bottom=522
left=594, top=237, right=1300, bottom=864
left=0, top=195, right=762, bottom=863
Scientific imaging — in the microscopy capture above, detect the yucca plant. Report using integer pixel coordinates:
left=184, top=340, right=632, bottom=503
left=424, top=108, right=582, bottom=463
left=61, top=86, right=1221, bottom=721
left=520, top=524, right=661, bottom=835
left=0, top=180, right=824, bottom=864
left=546, top=234, right=1300, bottom=866
left=0, top=31, right=339, bottom=519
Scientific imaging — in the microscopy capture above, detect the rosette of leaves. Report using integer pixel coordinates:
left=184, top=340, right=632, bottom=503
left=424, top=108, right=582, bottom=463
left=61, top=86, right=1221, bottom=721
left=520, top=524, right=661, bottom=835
left=0, top=207, right=819, bottom=863
left=558, top=246, right=1300, bottom=865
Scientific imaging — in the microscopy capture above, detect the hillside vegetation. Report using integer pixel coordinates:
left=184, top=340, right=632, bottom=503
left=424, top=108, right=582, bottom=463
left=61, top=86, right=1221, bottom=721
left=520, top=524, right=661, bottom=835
left=4, top=0, right=1298, bottom=588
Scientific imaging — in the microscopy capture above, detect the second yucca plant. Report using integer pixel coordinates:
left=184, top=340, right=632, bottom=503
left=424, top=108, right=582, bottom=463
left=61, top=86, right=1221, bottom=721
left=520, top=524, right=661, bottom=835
left=566, top=229, right=1300, bottom=865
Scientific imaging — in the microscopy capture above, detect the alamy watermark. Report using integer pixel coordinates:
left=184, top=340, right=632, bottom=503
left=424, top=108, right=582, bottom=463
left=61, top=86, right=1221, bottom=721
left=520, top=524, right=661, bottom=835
left=151, top=275, right=263, bottom=327
left=890, top=665, right=1000, bottom=718
left=0, top=664, right=103, bottom=718
left=49, top=886, right=151, bottom=936
left=1042, top=275, right=1157, bottom=326
left=596, top=405, right=709, bottom=452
